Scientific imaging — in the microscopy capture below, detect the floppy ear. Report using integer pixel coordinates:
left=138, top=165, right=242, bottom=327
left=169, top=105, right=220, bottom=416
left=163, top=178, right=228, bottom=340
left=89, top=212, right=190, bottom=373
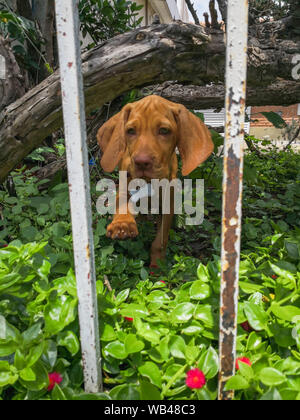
left=174, top=105, right=214, bottom=176
left=97, top=104, right=132, bottom=173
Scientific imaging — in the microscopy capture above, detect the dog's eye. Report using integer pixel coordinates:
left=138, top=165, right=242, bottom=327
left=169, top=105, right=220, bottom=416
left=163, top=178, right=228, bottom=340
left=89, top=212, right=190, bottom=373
left=159, top=127, right=170, bottom=135
left=127, top=128, right=136, bottom=135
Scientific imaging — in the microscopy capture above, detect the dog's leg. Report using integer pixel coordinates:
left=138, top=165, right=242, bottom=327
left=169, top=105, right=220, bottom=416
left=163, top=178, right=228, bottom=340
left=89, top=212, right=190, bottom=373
left=106, top=187, right=138, bottom=240
left=150, top=208, right=174, bottom=266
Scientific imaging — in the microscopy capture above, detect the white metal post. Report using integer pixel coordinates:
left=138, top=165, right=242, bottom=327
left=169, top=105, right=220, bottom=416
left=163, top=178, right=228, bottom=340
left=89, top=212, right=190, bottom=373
left=55, top=0, right=102, bottom=393
left=218, top=0, right=249, bottom=400
left=0, top=54, right=5, bottom=79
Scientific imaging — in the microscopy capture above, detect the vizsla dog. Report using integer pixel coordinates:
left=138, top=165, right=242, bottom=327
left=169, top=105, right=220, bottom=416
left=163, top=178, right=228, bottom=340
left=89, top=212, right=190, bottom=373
left=97, top=95, right=213, bottom=266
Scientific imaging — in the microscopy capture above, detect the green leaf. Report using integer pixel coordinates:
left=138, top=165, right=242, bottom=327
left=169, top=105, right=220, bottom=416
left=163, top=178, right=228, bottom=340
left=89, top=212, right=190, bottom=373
left=239, top=281, right=264, bottom=294
left=22, top=322, right=42, bottom=346
left=224, top=374, right=249, bottom=391
left=26, top=342, right=44, bottom=368
left=109, top=384, right=140, bottom=400
left=72, top=392, right=111, bottom=400
left=57, top=331, right=80, bottom=356
left=124, top=334, right=145, bottom=354
left=269, top=323, right=296, bottom=348
left=146, top=290, right=170, bottom=305
left=20, top=226, right=39, bottom=242
left=281, top=358, right=300, bottom=375
left=198, top=347, right=219, bottom=379
left=189, top=281, right=211, bottom=300
left=0, top=341, right=19, bottom=357
left=120, top=304, right=149, bottom=318
left=37, top=260, right=51, bottom=282
left=14, top=349, right=26, bottom=370
left=169, top=336, right=186, bottom=359
left=247, top=332, right=262, bottom=351
left=238, top=361, right=254, bottom=381
left=115, top=289, right=130, bottom=306
left=244, top=302, right=269, bottom=331
left=42, top=340, right=57, bottom=370
left=185, top=345, right=200, bottom=364
left=0, top=315, right=21, bottom=342
left=210, top=129, right=224, bottom=153
left=159, top=337, right=170, bottom=361
left=101, top=245, right=114, bottom=260
left=52, top=384, right=67, bottom=400
left=260, top=111, right=287, bottom=129
left=197, top=263, right=210, bottom=282
left=269, top=262, right=295, bottom=282
left=285, top=241, right=300, bottom=260
left=260, top=388, right=282, bottom=401
left=100, top=323, right=117, bottom=342
left=44, top=296, right=77, bottom=335
left=138, top=361, right=162, bottom=388
left=19, top=367, right=36, bottom=382
left=197, top=387, right=214, bottom=400
left=136, top=323, right=160, bottom=345
left=170, top=302, right=195, bottom=323
left=181, top=324, right=203, bottom=335
left=271, top=303, right=300, bottom=322
left=104, top=341, right=128, bottom=360
left=194, top=305, right=214, bottom=328
left=19, top=361, right=49, bottom=391
left=95, top=219, right=107, bottom=237
left=0, top=371, right=18, bottom=387
left=140, top=380, right=161, bottom=400
left=259, top=368, right=286, bottom=386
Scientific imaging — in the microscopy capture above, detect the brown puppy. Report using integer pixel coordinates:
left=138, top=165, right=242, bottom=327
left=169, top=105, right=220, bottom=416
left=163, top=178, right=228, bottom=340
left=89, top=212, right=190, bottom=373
left=97, top=95, right=214, bottom=265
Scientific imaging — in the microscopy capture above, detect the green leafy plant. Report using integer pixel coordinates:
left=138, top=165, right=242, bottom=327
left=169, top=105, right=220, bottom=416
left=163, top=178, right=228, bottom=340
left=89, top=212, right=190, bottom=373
left=0, top=140, right=300, bottom=400
left=0, top=5, right=44, bottom=72
left=79, top=0, right=144, bottom=48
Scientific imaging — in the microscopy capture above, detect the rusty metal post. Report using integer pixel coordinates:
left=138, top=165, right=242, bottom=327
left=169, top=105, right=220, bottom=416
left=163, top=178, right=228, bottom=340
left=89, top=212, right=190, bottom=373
left=55, top=0, right=102, bottom=393
left=218, top=0, right=249, bottom=400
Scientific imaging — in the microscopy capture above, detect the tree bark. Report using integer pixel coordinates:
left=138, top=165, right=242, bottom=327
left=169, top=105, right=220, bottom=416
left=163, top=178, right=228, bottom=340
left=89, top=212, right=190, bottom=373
left=16, top=0, right=33, bottom=20
left=149, top=79, right=300, bottom=109
left=0, top=37, right=29, bottom=111
left=0, top=21, right=299, bottom=182
left=184, top=0, right=200, bottom=25
left=32, top=0, right=56, bottom=79
left=216, top=0, right=227, bottom=23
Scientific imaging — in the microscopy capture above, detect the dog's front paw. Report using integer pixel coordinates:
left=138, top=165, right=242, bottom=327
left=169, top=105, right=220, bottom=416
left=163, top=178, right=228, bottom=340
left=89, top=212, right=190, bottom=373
left=106, top=218, right=138, bottom=240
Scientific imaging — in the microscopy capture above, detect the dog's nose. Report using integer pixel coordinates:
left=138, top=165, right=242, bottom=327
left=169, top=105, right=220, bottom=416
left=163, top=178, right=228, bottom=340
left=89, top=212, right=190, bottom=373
left=134, top=154, right=153, bottom=171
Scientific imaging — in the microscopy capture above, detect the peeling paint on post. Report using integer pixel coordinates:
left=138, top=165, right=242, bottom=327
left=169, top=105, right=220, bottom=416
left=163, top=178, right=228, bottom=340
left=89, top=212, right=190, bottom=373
left=55, top=0, right=102, bottom=393
left=218, top=0, right=249, bottom=400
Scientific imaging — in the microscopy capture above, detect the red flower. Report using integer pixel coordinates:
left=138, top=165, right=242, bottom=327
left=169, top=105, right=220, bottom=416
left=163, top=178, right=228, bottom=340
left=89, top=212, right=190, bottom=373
left=1, top=245, right=8, bottom=248
left=240, top=321, right=253, bottom=333
left=271, top=275, right=278, bottom=279
left=124, top=317, right=133, bottom=322
left=47, top=372, right=63, bottom=391
left=186, top=368, right=206, bottom=389
left=236, top=357, right=252, bottom=371
left=149, top=264, right=159, bottom=276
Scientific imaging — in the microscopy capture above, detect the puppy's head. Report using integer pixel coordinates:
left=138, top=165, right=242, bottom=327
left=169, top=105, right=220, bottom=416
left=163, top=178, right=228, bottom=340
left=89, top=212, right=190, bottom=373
left=97, top=95, right=214, bottom=179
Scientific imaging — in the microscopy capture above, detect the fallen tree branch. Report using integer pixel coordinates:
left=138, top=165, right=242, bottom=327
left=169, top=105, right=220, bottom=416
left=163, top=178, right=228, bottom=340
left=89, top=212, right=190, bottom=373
left=184, top=0, right=200, bottom=25
left=149, top=79, right=300, bottom=109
